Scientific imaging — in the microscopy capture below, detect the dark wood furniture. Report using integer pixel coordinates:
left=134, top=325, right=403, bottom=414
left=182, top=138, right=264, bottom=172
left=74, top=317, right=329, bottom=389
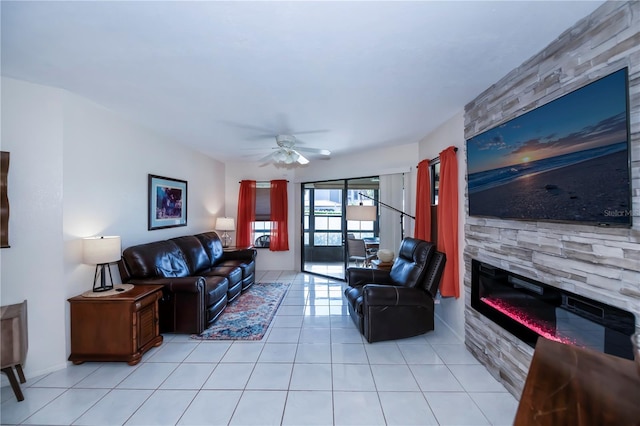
left=515, top=337, right=640, bottom=425
left=371, top=259, right=393, bottom=271
left=1, top=300, right=28, bottom=401
left=68, top=285, right=163, bottom=366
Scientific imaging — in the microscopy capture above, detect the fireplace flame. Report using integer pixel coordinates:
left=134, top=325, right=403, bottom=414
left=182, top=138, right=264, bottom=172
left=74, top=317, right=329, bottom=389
left=481, top=297, right=578, bottom=346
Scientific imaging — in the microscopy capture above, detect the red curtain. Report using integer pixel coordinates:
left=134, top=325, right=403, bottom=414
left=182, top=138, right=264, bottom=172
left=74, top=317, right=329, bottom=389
left=414, top=159, right=432, bottom=241
left=437, top=146, right=459, bottom=298
left=270, top=180, right=289, bottom=251
left=236, top=180, right=256, bottom=247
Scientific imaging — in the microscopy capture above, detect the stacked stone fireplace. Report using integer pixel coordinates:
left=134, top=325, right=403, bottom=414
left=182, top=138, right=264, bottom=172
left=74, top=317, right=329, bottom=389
left=463, top=2, right=640, bottom=398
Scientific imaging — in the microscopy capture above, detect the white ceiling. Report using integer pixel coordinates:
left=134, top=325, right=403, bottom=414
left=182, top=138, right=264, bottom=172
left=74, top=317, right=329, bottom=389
left=1, top=1, right=604, bottom=162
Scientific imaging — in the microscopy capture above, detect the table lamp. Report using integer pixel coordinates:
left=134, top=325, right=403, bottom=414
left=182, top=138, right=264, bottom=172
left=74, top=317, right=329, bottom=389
left=215, top=217, right=235, bottom=248
left=83, top=236, right=121, bottom=292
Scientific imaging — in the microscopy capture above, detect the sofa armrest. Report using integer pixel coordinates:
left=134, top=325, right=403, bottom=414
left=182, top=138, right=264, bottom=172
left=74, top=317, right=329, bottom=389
left=363, top=284, right=431, bottom=307
left=346, top=268, right=392, bottom=287
left=129, top=276, right=205, bottom=293
left=220, top=249, right=257, bottom=263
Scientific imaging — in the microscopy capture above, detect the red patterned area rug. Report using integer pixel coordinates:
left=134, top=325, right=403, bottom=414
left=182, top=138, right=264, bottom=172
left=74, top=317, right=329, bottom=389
left=191, top=282, right=289, bottom=340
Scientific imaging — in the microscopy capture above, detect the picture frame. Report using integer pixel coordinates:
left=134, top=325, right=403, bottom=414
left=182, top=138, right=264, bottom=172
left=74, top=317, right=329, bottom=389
left=148, top=174, right=187, bottom=230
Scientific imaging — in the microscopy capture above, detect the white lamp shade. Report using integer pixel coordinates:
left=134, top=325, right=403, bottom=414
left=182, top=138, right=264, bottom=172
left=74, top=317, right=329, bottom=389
left=346, top=205, right=377, bottom=221
left=83, top=236, right=121, bottom=265
left=215, top=217, right=235, bottom=231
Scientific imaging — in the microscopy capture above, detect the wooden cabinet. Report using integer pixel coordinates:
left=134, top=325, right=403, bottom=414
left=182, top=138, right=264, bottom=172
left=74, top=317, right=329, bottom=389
left=68, top=285, right=163, bottom=366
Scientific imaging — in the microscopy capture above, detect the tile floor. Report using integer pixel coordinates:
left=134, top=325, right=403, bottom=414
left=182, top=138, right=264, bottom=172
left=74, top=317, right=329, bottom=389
left=1, top=271, right=518, bottom=425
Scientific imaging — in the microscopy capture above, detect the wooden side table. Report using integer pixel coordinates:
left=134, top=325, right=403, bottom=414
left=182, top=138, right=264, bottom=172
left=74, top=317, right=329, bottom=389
left=371, top=259, right=394, bottom=271
left=68, top=284, right=163, bottom=366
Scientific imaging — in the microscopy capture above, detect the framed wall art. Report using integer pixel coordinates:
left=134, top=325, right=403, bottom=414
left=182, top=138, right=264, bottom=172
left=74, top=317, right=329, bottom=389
left=148, top=174, right=187, bottom=230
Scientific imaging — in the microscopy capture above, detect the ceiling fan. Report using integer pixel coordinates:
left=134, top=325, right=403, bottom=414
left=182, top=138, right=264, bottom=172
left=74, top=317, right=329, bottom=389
left=259, top=134, right=331, bottom=166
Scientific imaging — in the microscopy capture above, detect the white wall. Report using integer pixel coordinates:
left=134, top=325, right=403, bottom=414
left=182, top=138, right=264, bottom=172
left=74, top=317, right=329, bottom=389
left=417, top=110, right=466, bottom=339
left=224, top=143, right=419, bottom=272
left=1, top=77, right=226, bottom=379
left=1, top=78, right=67, bottom=378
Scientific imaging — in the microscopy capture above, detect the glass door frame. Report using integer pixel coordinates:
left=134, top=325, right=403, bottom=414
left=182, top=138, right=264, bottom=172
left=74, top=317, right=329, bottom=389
left=301, top=176, right=379, bottom=281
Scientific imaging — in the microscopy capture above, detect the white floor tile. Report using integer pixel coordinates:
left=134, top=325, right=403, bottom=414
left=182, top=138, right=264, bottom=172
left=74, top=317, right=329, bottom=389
left=302, top=315, right=332, bottom=328
left=246, top=363, right=293, bottom=390
left=229, top=390, right=287, bottom=425
left=331, top=327, right=364, bottom=343
left=146, top=342, right=198, bottom=363
left=365, top=343, right=406, bottom=364
left=74, top=363, right=139, bottom=388
left=447, top=364, right=507, bottom=392
left=469, top=392, right=519, bottom=425
left=332, top=364, right=375, bottom=391
left=177, top=390, right=242, bottom=425
left=424, top=391, right=490, bottom=425
left=333, top=391, right=386, bottom=425
left=116, top=363, right=179, bottom=389
left=371, top=364, right=420, bottom=391
left=258, top=343, right=298, bottom=363
left=28, top=364, right=100, bottom=388
left=183, top=341, right=231, bottom=363
left=432, top=343, right=481, bottom=365
left=409, top=364, right=464, bottom=392
left=397, top=342, right=444, bottom=364
left=159, top=363, right=215, bottom=389
left=0, top=387, right=66, bottom=425
left=202, top=363, right=253, bottom=389
left=289, top=363, right=332, bottom=390
left=299, top=327, right=331, bottom=343
left=124, top=389, right=196, bottom=425
left=295, top=343, right=332, bottom=363
left=331, top=343, right=368, bottom=364
left=221, top=342, right=264, bottom=363
left=378, top=391, right=439, bottom=425
left=22, top=388, right=109, bottom=425
left=282, top=390, right=333, bottom=426
left=272, top=315, right=304, bottom=328
left=266, top=327, right=301, bottom=343
left=72, top=389, right=153, bottom=426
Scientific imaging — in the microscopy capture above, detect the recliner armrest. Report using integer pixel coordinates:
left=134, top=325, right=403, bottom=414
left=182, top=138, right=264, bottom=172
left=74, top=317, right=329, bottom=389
left=129, top=276, right=205, bottom=293
left=363, top=284, right=432, bottom=307
left=346, top=268, right=392, bottom=287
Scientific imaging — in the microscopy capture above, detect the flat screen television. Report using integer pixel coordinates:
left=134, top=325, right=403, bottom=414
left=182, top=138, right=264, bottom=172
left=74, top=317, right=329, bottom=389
left=466, top=68, right=631, bottom=227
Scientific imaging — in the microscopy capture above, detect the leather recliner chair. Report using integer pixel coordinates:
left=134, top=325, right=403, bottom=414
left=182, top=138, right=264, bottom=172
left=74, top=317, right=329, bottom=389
left=344, top=237, right=446, bottom=343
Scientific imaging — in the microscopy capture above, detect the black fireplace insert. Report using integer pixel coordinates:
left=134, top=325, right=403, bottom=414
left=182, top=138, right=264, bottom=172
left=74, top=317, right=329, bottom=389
left=471, top=260, right=635, bottom=359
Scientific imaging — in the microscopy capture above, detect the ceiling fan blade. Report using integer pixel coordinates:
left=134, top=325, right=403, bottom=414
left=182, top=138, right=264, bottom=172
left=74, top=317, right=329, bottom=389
left=219, top=120, right=277, bottom=135
left=290, top=129, right=330, bottom=136
left=295, top=151, right=310, bottom=165
left=295, top=146, right=331, bottom=156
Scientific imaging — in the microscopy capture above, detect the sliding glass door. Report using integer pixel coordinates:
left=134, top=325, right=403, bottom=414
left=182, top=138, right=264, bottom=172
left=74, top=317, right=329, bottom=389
left=302, top=177, right=379, bottom=280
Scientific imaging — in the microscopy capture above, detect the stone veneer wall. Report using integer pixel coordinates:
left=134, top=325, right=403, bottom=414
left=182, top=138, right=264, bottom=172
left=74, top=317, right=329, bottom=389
left=463, top=1, right=640, bottom=398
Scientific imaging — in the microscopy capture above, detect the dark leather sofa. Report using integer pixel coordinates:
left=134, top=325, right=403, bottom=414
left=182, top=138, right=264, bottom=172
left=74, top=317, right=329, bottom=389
left=118, top=231, right=256, bottom=334
left=344, top=237, right=445, bottom=343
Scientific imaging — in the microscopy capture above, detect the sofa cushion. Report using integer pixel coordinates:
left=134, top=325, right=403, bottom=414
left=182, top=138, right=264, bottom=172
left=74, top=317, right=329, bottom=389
left=195, top=232, right=224, bottom=265
left=122, top=240, right=190, bottom=279
left=171, top=235, right=211, bottom=274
